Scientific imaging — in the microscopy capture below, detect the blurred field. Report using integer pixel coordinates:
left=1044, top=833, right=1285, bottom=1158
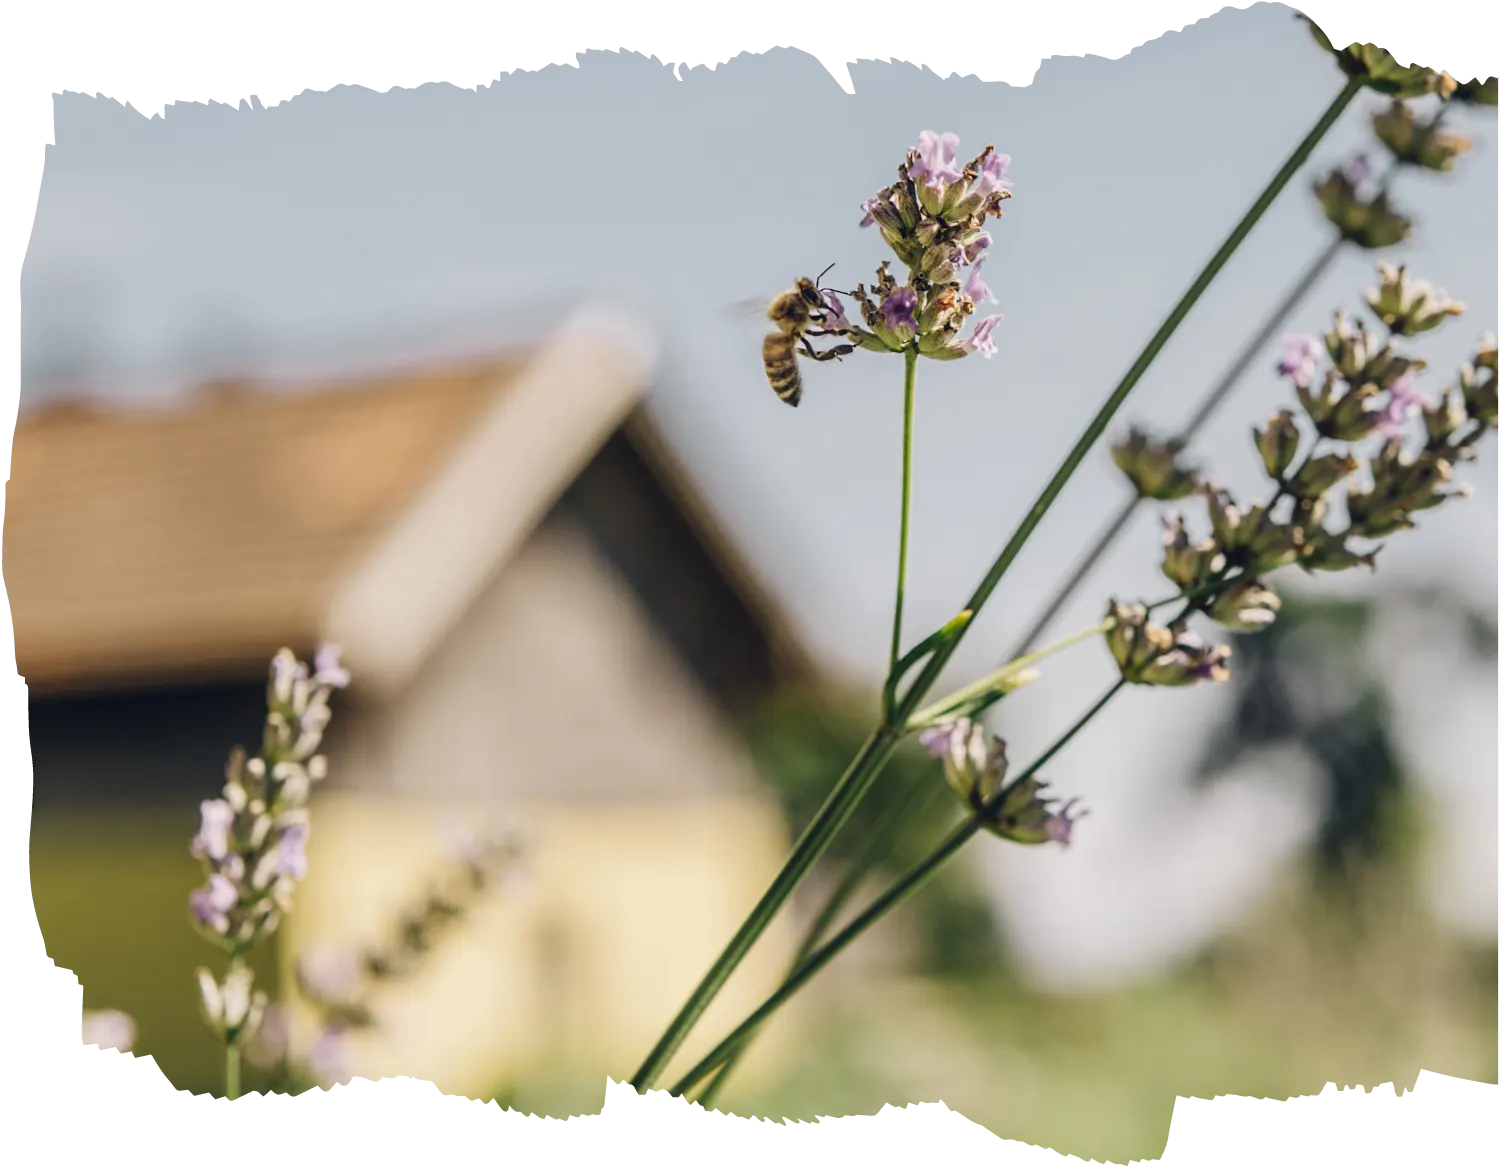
left=496, top=862, right=1497, bottom=1164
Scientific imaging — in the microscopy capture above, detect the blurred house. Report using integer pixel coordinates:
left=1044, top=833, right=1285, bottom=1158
left=8, top=309, right=813, bottom=1097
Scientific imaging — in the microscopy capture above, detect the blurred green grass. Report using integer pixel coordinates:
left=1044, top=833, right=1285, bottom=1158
left=495, top=866, right=1497, bottom=1164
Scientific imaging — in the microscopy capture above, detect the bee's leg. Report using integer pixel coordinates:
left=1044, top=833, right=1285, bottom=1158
left=805, top=343, right=856, bottom=363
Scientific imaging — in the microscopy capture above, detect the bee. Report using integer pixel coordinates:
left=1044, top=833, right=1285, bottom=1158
left=761, top=266, right=856, bottom=407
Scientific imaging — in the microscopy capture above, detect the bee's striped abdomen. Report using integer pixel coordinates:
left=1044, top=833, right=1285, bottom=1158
left=762, top=332, right=803, bottom=407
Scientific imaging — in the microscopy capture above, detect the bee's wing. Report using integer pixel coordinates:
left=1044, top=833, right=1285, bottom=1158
left=726, top=296, right=773, bottom=320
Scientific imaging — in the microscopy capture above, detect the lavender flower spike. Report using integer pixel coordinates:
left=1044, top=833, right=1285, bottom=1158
left=962, top=315, right=1004, bottom=358
left=909, top=131, right=964, bottom=188
left=1277, top=332, right=1322, bottom=388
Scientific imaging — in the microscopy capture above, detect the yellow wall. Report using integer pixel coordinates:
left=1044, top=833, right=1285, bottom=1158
left=283, top=792, right=800, bottom=1099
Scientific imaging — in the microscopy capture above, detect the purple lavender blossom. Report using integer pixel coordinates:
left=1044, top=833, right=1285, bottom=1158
left=918, top=719, right=971, bottom=760
left=190, top=873, right=239, bottom=932
left=1276, top=332, right=1322, bottom=388
left=822, top=290, right=853, bottom=332
left=909, top=131, right=963, bottom=187
left=963, top=258, right=997, bottom=306
left=881, top=286, right=918, bottom=332
left=963, top=234, right=992, bottom=266
left=1373, top=373, right=1425, bottom=438
left=973, top=152, right=1013, bottom=198
left=859, top=198, right=878, bottom=228
left=190, top=799, right=235, bottom=862
left=314, top=644, right=351, bottom=689
left=1346, top=152, right=1371, bottom=191
left=274, top=823, right=309, bottom=880
left=1044, top=799, right=1086, bottom=847
left=962, top=315, right=1003, bottom=358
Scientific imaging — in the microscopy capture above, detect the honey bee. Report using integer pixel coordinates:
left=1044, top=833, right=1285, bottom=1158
left=760, top=266, right=856, bottom=407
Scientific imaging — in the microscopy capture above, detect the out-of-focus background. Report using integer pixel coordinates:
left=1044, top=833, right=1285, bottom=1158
left=9, top=4, right=1495, bottom=1162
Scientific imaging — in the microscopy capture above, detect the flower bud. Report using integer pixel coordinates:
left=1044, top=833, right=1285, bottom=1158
left=1302, top=19, right=1446, bottom=98
left=1373, top=101, right=1473, bottom=172
left=196, top=966, right=265, bottom=1044
left=1450, top=76, right=1497, bottom=106
left=1365, top=263, right=1465, bottom=336
left=1314, top=170, right=1412, bottom=250
left=1160, top=512, right=1224, bottom=590
left=1298, top=530, right=1380, bottom=573
left=1105, top=601, right=1175, bottom=682
left=1110, top=427, right=1197, bottom=500
left=1254, top=411, right=1302, bottom=479
left=1459, top=338, right=1497, bottom=427
left=1208, top=580, right=1282, bottom=632
left=1421, top=387, right=1468, bottom=446
left=1135, top=631, right=1233, bottom=687
left=1288, top=453, right=1360, bottom=500
left=919, top=719, right=1009, bottom=811
left=984, top=777, right=1086, bottom=847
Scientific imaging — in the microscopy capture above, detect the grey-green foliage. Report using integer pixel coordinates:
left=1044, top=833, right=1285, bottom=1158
left=743, top=688, right=1003, bottom=975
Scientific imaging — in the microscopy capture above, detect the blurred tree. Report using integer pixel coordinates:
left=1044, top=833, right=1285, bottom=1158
left=1191, top=584, right=1494, bottom=886
left=742, top=687, right=1004, bottom=975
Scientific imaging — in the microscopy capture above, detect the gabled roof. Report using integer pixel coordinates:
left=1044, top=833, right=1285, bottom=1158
left=6, top=309, right=812, bottom=700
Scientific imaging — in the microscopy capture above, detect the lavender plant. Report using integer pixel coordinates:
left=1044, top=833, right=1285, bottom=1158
left=187, top=645, right=350, bottom=1099
left=628, top=22, right=1480, bottom=1102
left=669, top=283, right=1494, bottom=1102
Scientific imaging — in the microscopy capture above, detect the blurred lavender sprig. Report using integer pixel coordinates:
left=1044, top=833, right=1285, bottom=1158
left=246, top=825, right=526, bottom=1091
left=188, top=644, right=350, bottom=1097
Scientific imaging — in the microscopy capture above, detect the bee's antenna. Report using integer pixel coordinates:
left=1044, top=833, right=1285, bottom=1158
left=815, top=263, right=836, bottom=289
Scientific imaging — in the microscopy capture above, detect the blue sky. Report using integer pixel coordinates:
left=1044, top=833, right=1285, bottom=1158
left=18, top=2, right=1496, bottom=984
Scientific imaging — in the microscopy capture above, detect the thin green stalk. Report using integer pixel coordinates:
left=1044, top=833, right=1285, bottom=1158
left=629, top=75, right=1359, bottom=1093
left=695, top=770, right=951, bottom=1109
left=890, top=347, right=919, bottom=674
left=669, top=680, right=1128, bottom=1098
left=1004, top=116, right=1441, bottom=661
left=894, top=75, right=1363, bottom=724
left=226, top=1040, right=242, bottom=1101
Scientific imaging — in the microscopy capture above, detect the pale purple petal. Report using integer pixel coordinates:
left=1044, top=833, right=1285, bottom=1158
left=190, top=873, right=238, bottom=930
left=1373, top=373, right=1425, bottom=438
left=1276, top=332, right=1322, bottom=388
left=308, top=1023, right=353, bottom=1087
left=1044, top=799, right=1086, bottom=847
left=191, top=799, right=235, bottom=862
left=909, top=130, right=964, bottom=187
left=82, top=1009, right=137, bottom=1053
left=859, top=198, right=878, bottom=228
left=972, top=152, right=1013, bottom=198
left=963, top=234, right=993, bottom=265
left=963, top=258, right=996, bottom=306
left=313, top=644, right=351, bottom=689
left=919, top=720, right=969, bottom=760
left=822, top=290, right=853, bottom=331
left=274, top=823, right=309, bottom=880
left=962, top=314, right=1004, bottom=358
left=881, top=286, right=918, bottom=332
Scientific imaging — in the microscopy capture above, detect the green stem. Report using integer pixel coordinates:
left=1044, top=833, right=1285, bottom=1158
left=226, top=1040, right=242, bottom=1101
left=668, top=680, right=1128, bottom=1098
left=894, top=74, right=1363, bottom=724
left=694, top=770, right=950, bottom=1109
left=1005, top=105, right=1431, bottom=662
left=890, top=347, right=919, bottom=674
left=629, top=75, right=1359, bottom=1093
left=906, top=617, right=1116, bottom=729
